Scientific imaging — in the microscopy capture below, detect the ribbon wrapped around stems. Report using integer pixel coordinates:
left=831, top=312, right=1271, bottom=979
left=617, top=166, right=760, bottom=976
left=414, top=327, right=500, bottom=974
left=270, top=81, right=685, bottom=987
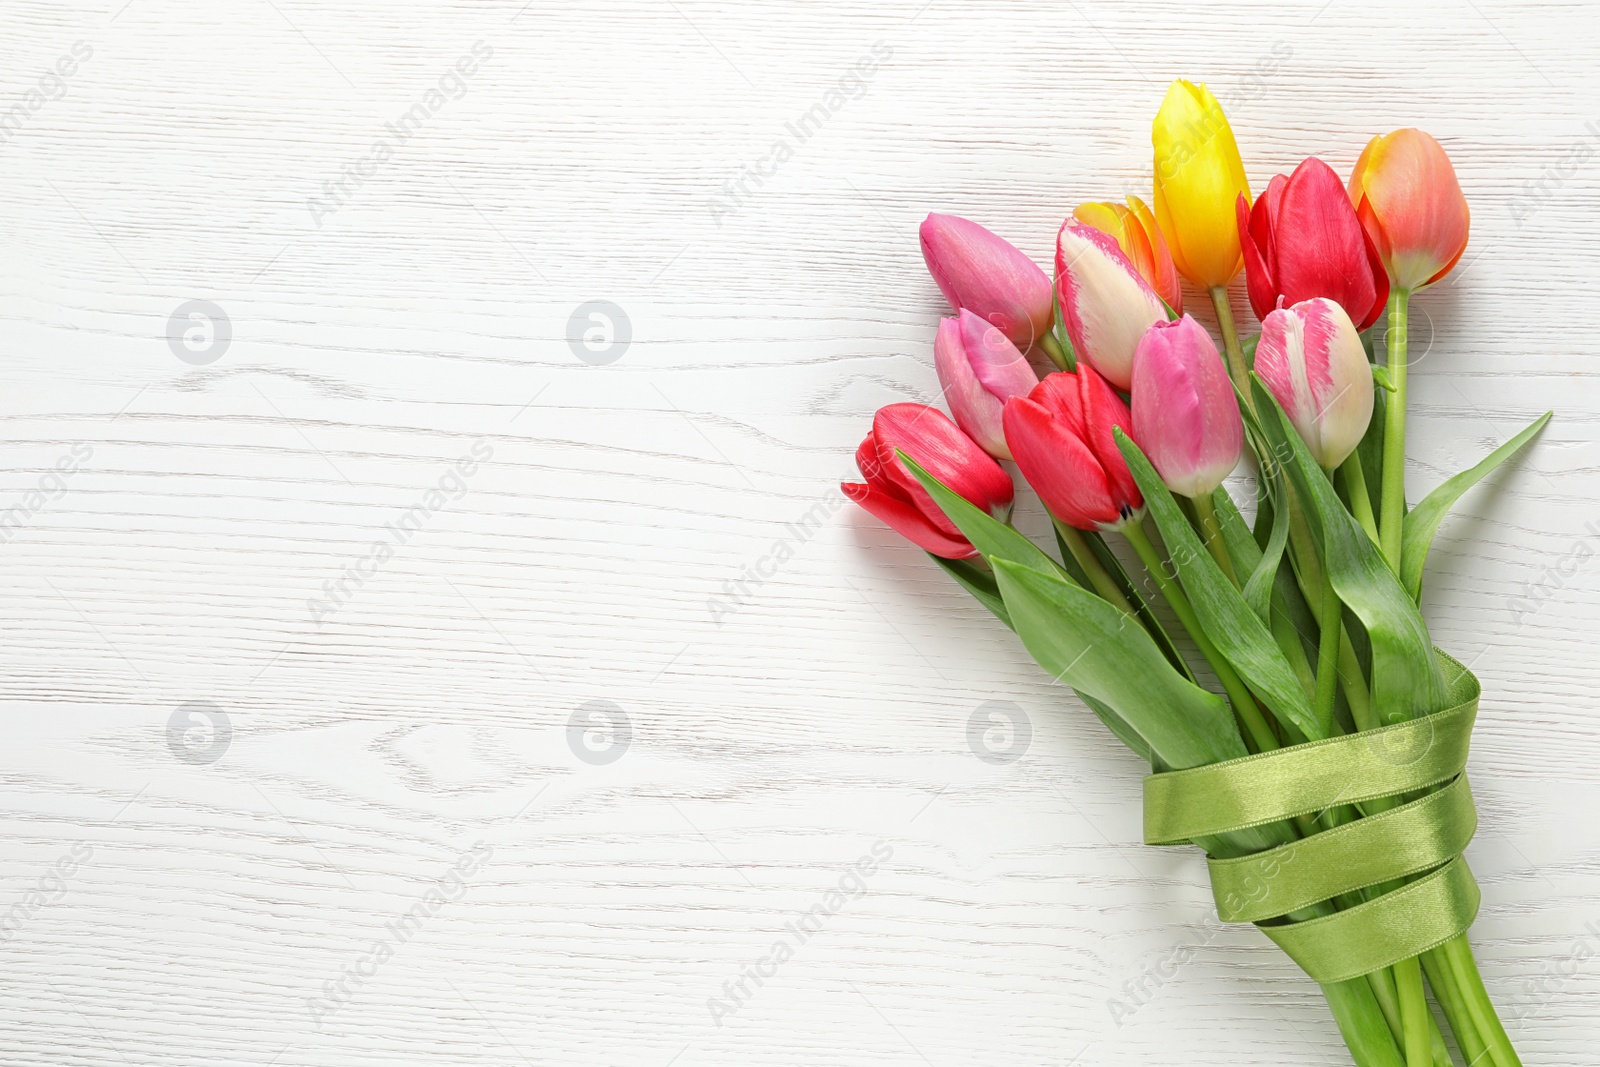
left=1143, top=650, right=1480, bottom=984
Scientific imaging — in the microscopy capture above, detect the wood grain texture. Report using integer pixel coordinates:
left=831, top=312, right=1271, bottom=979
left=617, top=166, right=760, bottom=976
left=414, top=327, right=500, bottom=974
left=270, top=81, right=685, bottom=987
left=0, top=0, right=1596, bottom=1063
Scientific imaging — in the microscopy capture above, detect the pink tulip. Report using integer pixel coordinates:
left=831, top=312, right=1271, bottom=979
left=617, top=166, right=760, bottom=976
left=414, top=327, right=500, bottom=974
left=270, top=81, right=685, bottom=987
left=843, top=403, right=1014, bottom=559
left=1130, top=316, right=1243, bottom=497
left=1254, top=298, right=1375, bottom=469
left=920, top=213, right=1055, bottom=350
left=1002, top=365, right=1143, bottom=531
left=934, top=309, right=1041, bottom=460
left=1056, top=220, right=1168, bottom=391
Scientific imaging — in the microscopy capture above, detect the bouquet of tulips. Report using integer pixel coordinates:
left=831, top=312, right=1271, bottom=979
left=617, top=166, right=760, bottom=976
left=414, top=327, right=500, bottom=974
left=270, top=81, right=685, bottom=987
left=844, top=81, right=1550, bottom=1067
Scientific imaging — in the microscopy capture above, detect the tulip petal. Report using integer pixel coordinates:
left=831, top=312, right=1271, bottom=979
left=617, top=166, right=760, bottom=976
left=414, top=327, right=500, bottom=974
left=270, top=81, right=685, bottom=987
left=1003, top=396, right=1120, bottom=529
left=1152, top=80, right=1251, bottom=288
left=1238, top=193, right=1278, bottom=322
left=843, top=481, right=976, bottom=559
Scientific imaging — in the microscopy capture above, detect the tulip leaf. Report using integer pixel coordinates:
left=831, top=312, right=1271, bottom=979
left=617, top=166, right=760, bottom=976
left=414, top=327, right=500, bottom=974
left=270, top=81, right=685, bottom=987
left=1401, top=411, right=1552, bottom=601
left=931, top=555, right=1010, bottom=628
left=1068, top=527, right=1197, bottom=684
left=992, top=558, right=1247, bottom=770
left=1113, top=430, right=1320, bottom=741
left=1242, top=472, right=1291, bottom=624
left=1249, top=377, right=1445, bottom=723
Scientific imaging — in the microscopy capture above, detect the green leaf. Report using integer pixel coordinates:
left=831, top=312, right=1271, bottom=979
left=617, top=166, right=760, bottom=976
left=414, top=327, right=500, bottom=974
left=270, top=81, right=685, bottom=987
left=899, top=452, right=1064, bottom=577
left=1209, top=485, right=1262, bottom=576
left=931, top=555, right=1010, bottom=628
left=1077, top=527, right=1196, bottom=683
left=1242, top=475, right=1290, bottom=625
left=1250, top=377, right=1445, bottom=723
left=1051, top=272, right=1077, bottom=371
left=992, top=559, right=1247, bottom=769
left=1080, top=692, right=1155, bottom=765
left=1114, top=430, right=1320, bottom=740
left=1401, top=411, right=1552, bottom=601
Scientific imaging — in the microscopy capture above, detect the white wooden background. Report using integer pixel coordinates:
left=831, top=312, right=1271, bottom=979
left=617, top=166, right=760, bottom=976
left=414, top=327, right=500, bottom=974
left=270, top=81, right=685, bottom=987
left=0, top=1, right=1596, bottom=1064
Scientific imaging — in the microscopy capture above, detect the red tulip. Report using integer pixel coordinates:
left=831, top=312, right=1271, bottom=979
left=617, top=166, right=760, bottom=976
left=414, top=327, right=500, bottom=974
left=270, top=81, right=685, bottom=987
left=843, top=403, right=1014, bottom=559
left=1237, top=157, right=1389, bottom=330
left=1002, top=366, right=1143, bottom=531
left=920, top=213, right=1055, bottom=350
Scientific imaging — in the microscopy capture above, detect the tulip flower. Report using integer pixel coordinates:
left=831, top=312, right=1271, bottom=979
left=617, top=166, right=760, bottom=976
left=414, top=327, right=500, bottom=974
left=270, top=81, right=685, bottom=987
left=1002, top=365, right=1142, bottom=530
left=934, top=309, right=1040, bottom=460
left=1347, top=128, right=1470, bottom=291
left=843, top=403, right=1014, bottom=559
left=920, top=213, right=1055, bottom=350
left=1238, top=157, right=1389, bottom=330
left=1130, top=315, right=1242, bottom=498
left=1055, top=220, right=1168, bottom=392
left=1072, top=196, right=1183, bottom=314
left=1152, top=80, right=1251, bottom=290
left=1254, top=297, right=1374, bottom=470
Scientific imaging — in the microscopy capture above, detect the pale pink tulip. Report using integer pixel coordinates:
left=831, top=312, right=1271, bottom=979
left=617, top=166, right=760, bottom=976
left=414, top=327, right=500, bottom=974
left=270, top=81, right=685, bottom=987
left=1056, top=220, right=1168, bottom=391
left=1255, top=297, right=1375, bottom=469
left=934, top=309, right=1040, bottom=460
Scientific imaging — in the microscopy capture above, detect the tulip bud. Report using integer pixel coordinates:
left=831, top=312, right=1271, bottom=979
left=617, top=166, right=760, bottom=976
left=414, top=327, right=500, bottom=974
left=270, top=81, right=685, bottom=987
left=934, top=309, right=1040, bottom=460
left=920, top=213, right=1055, bottom=350
left=1152, top=80, right=1252, bottom=289
left=1130, top=315, right=1243, bottom=497
left=1347, top=129, right=1470, bottom=291
left=843, top=403, right=1014, bottom=559
left=1002, top=365, right=1142, bottom=531
left=1254, top=298, right=1375, bottom=469
left=1072, top=196, right=1183, bottom=314
left=1055, top=220, right=1168, bottom=392
left=1238, top=157, right=1389, bottom=330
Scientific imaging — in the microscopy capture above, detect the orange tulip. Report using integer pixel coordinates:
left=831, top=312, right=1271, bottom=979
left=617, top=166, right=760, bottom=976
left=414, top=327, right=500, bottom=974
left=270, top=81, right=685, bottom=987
left=1072, top=196, right=1183, bottom=314
left=1347, top=129, right=1470, bottom=291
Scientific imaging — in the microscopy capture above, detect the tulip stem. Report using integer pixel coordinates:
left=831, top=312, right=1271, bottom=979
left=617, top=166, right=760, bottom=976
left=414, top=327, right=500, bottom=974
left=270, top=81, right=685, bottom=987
left=1393, top=955, right=1432, bottom=1067
left=1053, top=520, right=1137, bottom=617
left=1379, top=288, right=1412, bottom=571
left=1342, top=453, right=1381, bottom=547
left=1311, top=483, right=1342, bottom=740
left=1190, top=494, right=1237, bottom=584
left=1122, top=518, right=1279, bottom=753
left=1209, top=286, right=1253, bottom=411
left=1037, top=331, right=1071, bottom=372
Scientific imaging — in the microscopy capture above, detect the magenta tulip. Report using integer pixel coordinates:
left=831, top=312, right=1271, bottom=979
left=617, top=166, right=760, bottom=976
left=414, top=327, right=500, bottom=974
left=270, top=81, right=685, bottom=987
left=1056, top=220, right=1169, bottom=391
left=920, top=213, right=1055, bottom=350
left=1254, top=298, right=1375, bottom=469
left=1130, top=316, right=1243, bottom=497
left=934, top=309, right=1040, bottom=460
left=843, top=403, right=1014, bottom=559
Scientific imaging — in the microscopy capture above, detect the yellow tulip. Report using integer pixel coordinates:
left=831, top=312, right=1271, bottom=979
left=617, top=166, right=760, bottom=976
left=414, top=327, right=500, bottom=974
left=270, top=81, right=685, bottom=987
left=1152, top=80, right=1251, bottom=290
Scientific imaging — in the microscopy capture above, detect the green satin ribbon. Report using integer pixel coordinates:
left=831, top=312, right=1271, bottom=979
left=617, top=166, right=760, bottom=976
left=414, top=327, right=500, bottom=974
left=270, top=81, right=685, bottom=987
left=1142, top=651, right=1482, bottom=985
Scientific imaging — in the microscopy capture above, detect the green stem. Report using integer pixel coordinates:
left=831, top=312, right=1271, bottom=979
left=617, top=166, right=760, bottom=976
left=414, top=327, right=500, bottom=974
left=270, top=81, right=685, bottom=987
left=1342, top=452, right=1381, bottom=547
left=1421, top=948, right=1490, bottom=1067
left=1379, top=289, right=1411, bottom=571
left=1038, top=330, right=1070, bottom=371
left=1440, top=936, right=1522, bottom=1067
left=1054, top=520, right=1137, bottom=616
left=1209, top=286, right=1252, bottom=408
left=1393, top=956, right=1432, bottom=1067
left=1313, top=546, right=1342, bottom=741
left=1191, top=493, right=1238, bottom=584
left=1122, top=518, right=1279, bottom=753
